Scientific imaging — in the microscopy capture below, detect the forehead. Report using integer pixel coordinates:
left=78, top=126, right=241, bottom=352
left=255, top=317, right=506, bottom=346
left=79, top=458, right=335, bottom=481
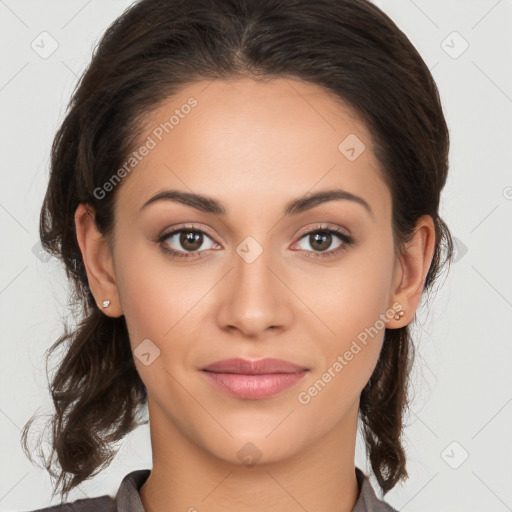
left=114, top=77, right=390, bottom=222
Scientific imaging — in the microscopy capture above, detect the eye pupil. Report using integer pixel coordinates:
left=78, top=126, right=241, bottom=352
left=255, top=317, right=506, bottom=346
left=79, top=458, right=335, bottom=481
left=180, top=231, right=203, bottom=251
left=310, top=232, right=332, bottom=251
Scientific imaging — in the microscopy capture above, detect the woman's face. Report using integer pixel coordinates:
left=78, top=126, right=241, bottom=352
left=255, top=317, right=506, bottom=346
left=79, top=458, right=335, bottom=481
left=103, top=77, right=405, bottom=465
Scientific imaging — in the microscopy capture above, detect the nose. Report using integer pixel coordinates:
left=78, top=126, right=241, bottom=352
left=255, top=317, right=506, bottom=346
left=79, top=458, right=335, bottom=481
left=216, top=241, right=293, bottom=339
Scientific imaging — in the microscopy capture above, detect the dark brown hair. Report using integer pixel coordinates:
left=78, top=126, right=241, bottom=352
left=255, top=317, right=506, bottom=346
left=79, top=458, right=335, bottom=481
left=22, top=0, right=453, bottom=500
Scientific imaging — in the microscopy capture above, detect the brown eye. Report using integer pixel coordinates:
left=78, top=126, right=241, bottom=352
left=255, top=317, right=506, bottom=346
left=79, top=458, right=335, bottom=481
left=308, top=231, right=334, bottom=252
left=297, top=229, right=345, bottom=253
left=293, top=227, right=355, bottom=260
left=159, top=228, right=218, bottom=258
left=179, top=231, right=204, bottom=251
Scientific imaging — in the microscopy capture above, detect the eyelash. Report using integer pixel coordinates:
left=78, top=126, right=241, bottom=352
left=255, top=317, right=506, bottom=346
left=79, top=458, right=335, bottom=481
left=156, top=224, right=355, bottom=260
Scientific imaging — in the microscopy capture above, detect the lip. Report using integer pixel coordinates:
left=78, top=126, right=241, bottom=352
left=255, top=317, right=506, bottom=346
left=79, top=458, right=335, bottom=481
left=201, top=358, right=310, bottom=400
left=202, top=357, right=309, bottom=374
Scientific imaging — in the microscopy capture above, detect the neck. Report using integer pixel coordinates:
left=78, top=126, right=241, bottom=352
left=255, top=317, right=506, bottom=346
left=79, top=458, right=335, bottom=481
left=140, top=401, right=361, bottom=512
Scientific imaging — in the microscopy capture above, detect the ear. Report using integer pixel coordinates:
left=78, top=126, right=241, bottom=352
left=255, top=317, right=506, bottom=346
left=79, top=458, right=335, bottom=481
left=386, top=214, right=436, bottom=328
left=74, top=203, right=123, bottom=317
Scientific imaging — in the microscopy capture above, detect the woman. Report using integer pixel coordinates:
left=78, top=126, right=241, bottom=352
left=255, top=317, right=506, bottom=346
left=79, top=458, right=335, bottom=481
left=22, top=0, right=453, bottom=511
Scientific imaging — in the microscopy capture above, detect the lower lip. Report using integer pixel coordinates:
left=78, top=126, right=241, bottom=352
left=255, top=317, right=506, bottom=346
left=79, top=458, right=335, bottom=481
left=201, top=370, right=309, bottom=400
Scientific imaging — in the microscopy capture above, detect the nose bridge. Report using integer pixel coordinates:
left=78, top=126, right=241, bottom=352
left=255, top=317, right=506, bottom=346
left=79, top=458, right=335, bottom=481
left=235, top=234, right=275, bottom=291
left=218, top=232, right=291, bottom=335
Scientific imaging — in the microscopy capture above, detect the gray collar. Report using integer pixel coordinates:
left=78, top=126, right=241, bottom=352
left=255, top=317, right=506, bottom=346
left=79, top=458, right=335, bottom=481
left=116, top=467, right=397, bottom=512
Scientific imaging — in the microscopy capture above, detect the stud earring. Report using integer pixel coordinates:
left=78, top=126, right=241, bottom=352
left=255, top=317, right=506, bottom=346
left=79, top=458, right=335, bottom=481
left=102, top=299, right=111, bottom=308
left=394, top=310, right=405, bottom=320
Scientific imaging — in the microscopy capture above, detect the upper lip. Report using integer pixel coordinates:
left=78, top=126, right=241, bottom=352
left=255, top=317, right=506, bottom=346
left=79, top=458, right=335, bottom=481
left=202, top=358, right=309, bottom=374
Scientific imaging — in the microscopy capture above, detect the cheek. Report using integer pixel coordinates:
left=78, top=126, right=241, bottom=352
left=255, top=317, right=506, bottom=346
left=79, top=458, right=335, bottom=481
left=311, top=297, right=386, bottom=409
left=114, top=240, right=210, bottom=385
left=300, top=232, right=394, bottom=392
left=294, top=340, right=379, bottom=439
left=114, top=236, right=187, bottom=337
left=113, top=236, right=172, bottom=359
left=295, top=232, right=395, bottom=343
left=296, top=277, right=390, bottom=422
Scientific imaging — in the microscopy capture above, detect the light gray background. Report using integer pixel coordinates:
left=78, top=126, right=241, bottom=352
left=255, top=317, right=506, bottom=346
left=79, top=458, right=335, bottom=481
left=1, top=1, right=511, bottom=511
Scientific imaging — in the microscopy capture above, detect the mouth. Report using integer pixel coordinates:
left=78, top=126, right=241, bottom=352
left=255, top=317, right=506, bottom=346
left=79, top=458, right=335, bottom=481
left=201, top=358, right=310, bottom=400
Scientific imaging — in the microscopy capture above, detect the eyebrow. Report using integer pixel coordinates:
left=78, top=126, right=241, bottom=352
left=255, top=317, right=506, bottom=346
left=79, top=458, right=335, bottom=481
left=140, top=188, right=373, bottom=218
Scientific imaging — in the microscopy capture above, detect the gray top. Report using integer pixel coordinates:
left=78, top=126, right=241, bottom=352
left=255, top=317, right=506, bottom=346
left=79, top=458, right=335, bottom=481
left=26, top=467, right=398, bottom=512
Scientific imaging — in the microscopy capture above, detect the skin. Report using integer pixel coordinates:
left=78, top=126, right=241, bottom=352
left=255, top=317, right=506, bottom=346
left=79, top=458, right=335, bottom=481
left=75, top=77, right=436, bottom=512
